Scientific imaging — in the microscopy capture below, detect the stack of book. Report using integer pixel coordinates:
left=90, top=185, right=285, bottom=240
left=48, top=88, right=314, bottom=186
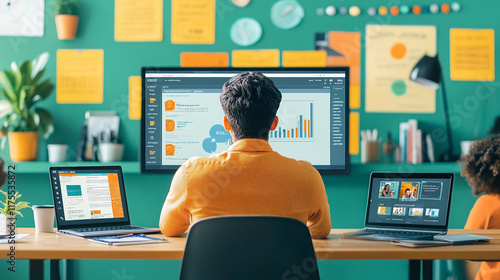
left=399, top=119, right=435, bottom=164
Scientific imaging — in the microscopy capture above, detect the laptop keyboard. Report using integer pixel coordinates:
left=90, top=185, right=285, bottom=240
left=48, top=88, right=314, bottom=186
left=72, top=225, right=143, bottom=232
left=366, top=229, right=434, bottom=236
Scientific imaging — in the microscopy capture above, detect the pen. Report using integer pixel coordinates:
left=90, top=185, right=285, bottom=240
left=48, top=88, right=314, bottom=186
left=116, top=233, right=134, bottom=238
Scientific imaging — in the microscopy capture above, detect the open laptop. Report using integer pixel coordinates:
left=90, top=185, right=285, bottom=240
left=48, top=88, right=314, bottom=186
left=342, top=172, right=454, bottom=241
left=49, top=166, right=160, bottom=237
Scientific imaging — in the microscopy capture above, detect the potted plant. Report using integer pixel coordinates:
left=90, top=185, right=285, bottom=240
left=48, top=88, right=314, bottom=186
left=0, top=52, right=54, bottom=161
left=0, top=190, right=31, bottom=235
left=55, top=0, right=80, bottom=40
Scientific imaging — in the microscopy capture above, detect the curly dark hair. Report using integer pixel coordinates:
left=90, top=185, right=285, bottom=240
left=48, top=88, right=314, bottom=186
left=461, top=136, right=500, bottom=195
left=220, top=72, right=282, bottom=140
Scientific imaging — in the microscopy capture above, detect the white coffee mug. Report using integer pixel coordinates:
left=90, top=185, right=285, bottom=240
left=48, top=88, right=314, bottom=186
left=32, top=205, right=55, bottom=233
left=47, top=144, right=68, bottom=163
left=99, top=143, right=124, bottom=162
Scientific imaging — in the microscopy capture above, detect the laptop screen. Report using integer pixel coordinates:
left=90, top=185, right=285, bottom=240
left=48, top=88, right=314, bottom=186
left=365, top=172, right=454, bottom=231
left=49, top=166, right=130, bottom=228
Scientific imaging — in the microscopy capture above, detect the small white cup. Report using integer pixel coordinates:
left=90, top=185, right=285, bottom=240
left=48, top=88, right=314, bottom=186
left=99, top=143, right=124, bottom=162
left=461, top=141, right=474, bottom=156
left=47, top=144, right=68, bottom=163
left=32, top=205, right=55, bottom=233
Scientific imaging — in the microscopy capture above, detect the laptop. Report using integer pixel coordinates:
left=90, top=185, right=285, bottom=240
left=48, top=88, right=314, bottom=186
left=49, top=166, right=160, bottom=237
left=341, top=172, right=454, bottom=241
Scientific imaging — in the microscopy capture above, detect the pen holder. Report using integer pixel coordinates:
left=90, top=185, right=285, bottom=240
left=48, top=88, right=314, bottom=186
left=361, top=140, right=381, bottom=163
left=99, top=143, right=124, bottom=162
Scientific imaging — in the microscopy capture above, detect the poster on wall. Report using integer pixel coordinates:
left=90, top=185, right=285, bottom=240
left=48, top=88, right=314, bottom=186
left=0, top=0, right=44, bottom=36
left=365, top=25, right=436, bottom=113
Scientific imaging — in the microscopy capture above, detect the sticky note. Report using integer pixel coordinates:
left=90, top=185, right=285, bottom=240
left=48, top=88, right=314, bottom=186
left=171, top=0, right=215, bottom=44
left=180, top=52, right=229, bottom=67
left=282, top=50, right=327, bottom=67
left=129, top=76, right=141, bottom=120
left=115, top=0, right=163, bottom=41
left=232, top=49, right=280, bottom=67
left=349, top=112, right=359, bottom=155
left=57, top=49, right=104, bottom=104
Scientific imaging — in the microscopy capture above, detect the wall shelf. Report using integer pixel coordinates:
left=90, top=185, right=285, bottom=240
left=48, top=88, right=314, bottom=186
left=11, top=161, right=460, bottom=175
left=12, top=161, right=140, bottom=174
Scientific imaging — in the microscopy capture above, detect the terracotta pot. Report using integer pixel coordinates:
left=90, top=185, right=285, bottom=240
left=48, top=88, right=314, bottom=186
left=8, top=131, right=38, bottom=161
left=55, top=14, right=79, bottom=40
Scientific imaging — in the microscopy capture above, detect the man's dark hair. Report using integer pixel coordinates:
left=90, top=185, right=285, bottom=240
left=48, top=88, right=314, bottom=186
left=461, top=136, right=500, bottom=195
left=220, top=72, right=282, bottom=140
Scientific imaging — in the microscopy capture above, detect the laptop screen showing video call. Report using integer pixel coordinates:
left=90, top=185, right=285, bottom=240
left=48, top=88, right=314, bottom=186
left=366, top=173, right=453, bottom=229
left=50, top=167, right=130, bottom=227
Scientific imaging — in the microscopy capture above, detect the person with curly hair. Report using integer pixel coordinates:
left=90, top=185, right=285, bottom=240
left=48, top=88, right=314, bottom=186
left=462, top=136, right=500, bottom=280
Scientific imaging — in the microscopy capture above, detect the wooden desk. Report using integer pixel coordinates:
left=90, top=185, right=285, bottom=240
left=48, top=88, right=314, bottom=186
left=2, top=229, right=500, bottom=280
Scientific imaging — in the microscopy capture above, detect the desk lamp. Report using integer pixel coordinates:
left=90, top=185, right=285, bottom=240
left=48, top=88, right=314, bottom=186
left=410, top=54, right=458, bottom=162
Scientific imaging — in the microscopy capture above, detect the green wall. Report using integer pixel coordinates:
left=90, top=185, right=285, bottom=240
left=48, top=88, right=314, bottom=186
left=0, top=0, right=498, bottom=279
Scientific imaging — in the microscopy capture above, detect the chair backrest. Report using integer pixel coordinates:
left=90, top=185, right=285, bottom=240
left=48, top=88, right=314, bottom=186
left=179, top=216, right=320, bottom=280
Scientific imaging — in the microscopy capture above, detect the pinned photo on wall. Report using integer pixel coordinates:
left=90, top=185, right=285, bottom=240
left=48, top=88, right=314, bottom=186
left=0, top=0, right=44, bottom=36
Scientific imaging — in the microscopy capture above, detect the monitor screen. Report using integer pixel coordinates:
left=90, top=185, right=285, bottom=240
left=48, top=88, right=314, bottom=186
left=141, top=67, right=349, bottom=173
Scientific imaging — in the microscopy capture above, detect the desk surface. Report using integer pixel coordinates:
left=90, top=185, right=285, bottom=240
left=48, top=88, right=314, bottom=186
left=2, top=229, right=500, bottom=260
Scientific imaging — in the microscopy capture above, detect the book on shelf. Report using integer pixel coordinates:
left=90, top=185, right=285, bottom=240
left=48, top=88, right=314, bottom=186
left=399, top=119, right=434, bottom=164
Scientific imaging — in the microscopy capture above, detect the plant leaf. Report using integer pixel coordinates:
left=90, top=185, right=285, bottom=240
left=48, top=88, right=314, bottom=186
left=31, top=52, right=49, bottom=79
left=34, top=108, right=54, bottom=138
left=10, top=62, right=18, bottom=72
left=0, top=71, right=16, bottom=103
left=31, top=79, right=54, bottom=105
left=19, top=60, right=33, bottom=87
left=0, top=100, right=13, bottom=119
left=18, top=87, right=27, bottom=111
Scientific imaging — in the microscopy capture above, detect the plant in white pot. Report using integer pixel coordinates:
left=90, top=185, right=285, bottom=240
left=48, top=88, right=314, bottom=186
left=0, top=52, right=54, bottom=161
left=0, top=190, right=31, bottom=235
left=55, top=0, right=80, bottom=40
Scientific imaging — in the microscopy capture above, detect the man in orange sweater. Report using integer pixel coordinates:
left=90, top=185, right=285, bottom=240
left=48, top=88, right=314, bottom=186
left=159, top=72, right=331, bottom=238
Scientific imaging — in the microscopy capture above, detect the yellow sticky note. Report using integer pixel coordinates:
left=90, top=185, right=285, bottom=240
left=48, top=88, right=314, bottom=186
left=129, top=76, right=141, bottom=120
left=181, top=52, right=229, bottom=67
left=171, top=0, right=215, bottom=44
left=450, top=29, right=495, bottom=81
left=115, top=0, right=163, bottom=41
left=350, top=85, right=361, bottom=109
left=282, top=50, right=327, bottom=67
left=232, top=50, right=280, bottom=67
left=349, top=112, right=359, bottom=155
left=57, top=50, right=104, bottom=104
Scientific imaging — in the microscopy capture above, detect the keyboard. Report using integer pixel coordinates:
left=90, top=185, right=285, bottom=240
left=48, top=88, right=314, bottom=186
left=365, top=229, right=434, bottom=236
left=72, top=225, right=143, bottom=232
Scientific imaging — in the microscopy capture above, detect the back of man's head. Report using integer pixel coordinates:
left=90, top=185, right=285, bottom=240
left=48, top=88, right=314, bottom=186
left=220, top=72, right=282, bottom=140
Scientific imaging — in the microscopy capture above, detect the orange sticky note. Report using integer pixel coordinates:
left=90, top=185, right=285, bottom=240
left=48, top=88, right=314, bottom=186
left=349, top=112, right=360, bottom=155
left=115, top=0, right=163, bottom=41
left=231, top=49, right=280, bottom=67
left=180, top=52, right=229, bottom=67
left=129, top=76, right=141, bottom=120
left=171, top=0, right=215, bottom=44
left=282, top=50, right=327, bottom=67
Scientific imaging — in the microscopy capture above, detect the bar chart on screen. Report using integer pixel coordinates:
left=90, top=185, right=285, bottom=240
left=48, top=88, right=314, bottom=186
left=270, top=100, right=314, bottom=142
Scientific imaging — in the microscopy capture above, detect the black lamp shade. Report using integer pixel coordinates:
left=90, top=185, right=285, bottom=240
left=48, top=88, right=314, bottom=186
left=409, top=55, right=441, bottom=89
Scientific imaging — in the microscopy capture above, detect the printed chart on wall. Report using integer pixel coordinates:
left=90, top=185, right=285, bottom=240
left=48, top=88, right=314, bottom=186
left=0, top=0, right=44, bottom=36
left=365, top=25, right=436, bottom=113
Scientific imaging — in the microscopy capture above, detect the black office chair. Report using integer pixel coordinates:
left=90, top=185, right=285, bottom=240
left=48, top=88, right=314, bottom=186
left=179, top=216, right=320, bottom=280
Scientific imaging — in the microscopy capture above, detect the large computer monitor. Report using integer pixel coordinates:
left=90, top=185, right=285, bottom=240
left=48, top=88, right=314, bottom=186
left=141, top=67, right=349, bottom=173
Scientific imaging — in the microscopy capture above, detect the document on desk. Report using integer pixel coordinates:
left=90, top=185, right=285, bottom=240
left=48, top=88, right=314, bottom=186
left=0, top=234, right=29, bottom=244
left=393, top=234, right=493, bottom=248
left=90, top=234, right=167, bottom=246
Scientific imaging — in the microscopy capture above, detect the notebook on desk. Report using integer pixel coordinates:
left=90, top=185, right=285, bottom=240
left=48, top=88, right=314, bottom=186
left=341, top=172, right=454, bottom=241
left=49, top=166, right=160, bottom=237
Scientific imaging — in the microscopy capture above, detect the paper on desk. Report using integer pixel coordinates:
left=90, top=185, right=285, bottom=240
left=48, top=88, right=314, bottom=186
left=232, top=50, right=280, bottom=67
left=171, top=0, right=215, bottom=44
left=115, top=0, right=163, bottom=41
left=56, top=49, right=104, bottom=104
left=0, top=234, right=29, bottom=244
left=282, top=50, right=327, bottom=67
left=180, top=52, right=229, bottom=67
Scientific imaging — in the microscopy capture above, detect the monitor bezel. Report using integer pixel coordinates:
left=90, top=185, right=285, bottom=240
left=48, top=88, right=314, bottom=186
left=365, top=172, right=455, bottom=231
left=141, top=67, right=350, bottom=174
